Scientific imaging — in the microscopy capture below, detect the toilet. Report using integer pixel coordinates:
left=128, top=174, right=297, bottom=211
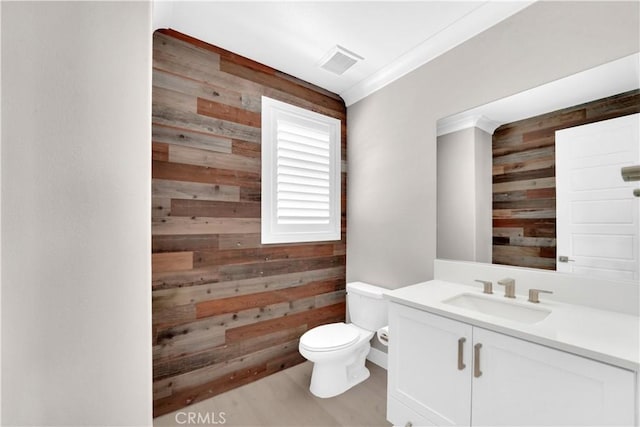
left=298, top=281, right=388, bottom=398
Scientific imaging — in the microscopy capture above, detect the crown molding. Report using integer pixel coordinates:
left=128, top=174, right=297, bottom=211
left=341, top=1, right=534, bottom=107
left=437, top=115, right=502, bottom=137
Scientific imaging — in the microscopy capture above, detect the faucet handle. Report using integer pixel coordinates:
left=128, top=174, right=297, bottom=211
left=497, top=278, right=516, bottom=298
left=528, top=289, right=553, bottom=303
left=474, top=280, right=493, bottom=294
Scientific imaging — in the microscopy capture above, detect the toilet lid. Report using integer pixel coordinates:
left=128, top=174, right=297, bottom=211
left=300, top=323, right=360, bottom=352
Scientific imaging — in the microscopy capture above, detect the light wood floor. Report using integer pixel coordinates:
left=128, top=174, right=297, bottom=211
left=154, top=361, right=391, bottom=427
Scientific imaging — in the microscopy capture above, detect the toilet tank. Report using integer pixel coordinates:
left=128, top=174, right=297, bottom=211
left=347, top=282, right=388, bottom=331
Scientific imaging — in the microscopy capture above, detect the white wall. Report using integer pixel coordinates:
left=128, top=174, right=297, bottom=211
left=437, top=127, right=492, bottom=263
left=437, top=128, right=476, bottom=261
left=474, top=128, right=492, bottom=263
left=1, top=2, right=152, bottom=426
left=347, top=1, right=640, bottom=288
left=436, top=127, right=491, bottom=263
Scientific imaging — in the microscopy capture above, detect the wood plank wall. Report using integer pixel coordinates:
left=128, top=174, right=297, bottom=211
left=492, top=90, right=639, bottom=270
left=151, top=29, right=347, bottom=417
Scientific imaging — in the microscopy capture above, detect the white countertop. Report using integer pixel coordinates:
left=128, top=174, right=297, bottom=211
left=385, top=280, right=640, bottom=371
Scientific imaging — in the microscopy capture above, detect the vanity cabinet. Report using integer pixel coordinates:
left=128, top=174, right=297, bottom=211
left=387, top=302, right=636, bottom=427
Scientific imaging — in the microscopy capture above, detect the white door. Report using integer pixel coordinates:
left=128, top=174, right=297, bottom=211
left=388, top=303, right=472, bottom=427
left=556, top=113, right=640, bottom=280
left=471, top=328, right=636, bottom=426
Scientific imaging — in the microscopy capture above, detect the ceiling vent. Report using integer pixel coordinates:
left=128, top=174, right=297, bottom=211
left=319, top=45, right=364, bottom=75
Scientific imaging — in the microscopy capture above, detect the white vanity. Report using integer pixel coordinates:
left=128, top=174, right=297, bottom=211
left=385, top=261, right=640, bottom=427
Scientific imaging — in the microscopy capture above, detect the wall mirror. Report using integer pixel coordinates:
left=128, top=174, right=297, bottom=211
left=436, top=53, right=640, bottom=282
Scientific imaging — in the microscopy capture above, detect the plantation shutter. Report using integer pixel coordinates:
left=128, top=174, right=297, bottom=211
left=262, top=97, right=341, bottom=244
left=276, top=120, right=332, bottom=225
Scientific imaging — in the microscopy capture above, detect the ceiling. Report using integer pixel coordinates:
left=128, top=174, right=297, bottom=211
left=437, top=53, right=640, bottom=136
left=153, top=1, right=533, bottom=106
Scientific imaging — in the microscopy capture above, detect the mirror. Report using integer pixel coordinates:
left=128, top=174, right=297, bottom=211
left=436, top=53, right=640, bottom=281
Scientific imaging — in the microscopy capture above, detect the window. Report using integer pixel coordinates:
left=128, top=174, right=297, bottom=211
left=261, top=96, right=341, bottom=244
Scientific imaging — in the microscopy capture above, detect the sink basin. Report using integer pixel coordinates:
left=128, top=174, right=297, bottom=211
left=442, top=293, right=551, bottom=324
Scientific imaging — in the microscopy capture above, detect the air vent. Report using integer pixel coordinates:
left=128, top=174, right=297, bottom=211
left=319, top=45, right=364, bottom=75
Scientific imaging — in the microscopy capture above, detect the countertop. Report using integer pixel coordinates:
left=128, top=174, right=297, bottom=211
left=384, top=280, right=640, bottom=371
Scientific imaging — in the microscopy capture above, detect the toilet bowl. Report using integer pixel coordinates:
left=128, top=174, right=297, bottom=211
left=298, top=282, right=388, bottom=398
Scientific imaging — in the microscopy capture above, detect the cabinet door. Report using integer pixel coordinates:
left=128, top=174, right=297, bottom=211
left=471, top=327, right=636, bottom=426
left=388, top=303, right=473, bottom=426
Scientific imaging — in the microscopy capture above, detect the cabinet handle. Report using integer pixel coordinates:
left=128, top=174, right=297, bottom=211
left=474, top=343, right=482, bottom=378
left=404, top=422, right=412, bottom=427
left=457, top=337, right=466, bottom=370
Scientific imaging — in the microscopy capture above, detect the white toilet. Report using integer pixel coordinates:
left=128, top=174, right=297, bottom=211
left=298, top=281, right=388, bottom=398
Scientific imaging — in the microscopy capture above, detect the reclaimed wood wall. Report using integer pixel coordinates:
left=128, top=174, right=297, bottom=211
left=151, top=29, right=347, bottom=417
left=492, top=89, right=639, bottom=270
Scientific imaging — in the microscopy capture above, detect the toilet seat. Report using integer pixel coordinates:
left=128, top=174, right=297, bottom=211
left=300, top=322, right=360, bottom=352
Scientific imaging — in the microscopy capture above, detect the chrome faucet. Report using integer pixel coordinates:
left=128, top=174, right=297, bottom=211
left=474, top=279, right=493, bottom=294
left=497, top=278, right=516, bottom=298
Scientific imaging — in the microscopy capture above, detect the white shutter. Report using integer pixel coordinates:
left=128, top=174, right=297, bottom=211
left=276, top=120, right=331, bottom=225
left=262, top=97, right=341, bottom=244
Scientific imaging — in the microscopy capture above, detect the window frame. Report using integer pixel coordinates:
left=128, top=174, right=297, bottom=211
left=261, top=96, right=341, bottom=244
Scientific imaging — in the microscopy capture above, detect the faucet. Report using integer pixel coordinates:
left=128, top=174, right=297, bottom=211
left=497, top=278, right=516, bottom=298
left=528, top=288, right=553, bottom=303
left=474, top=279, right=493, bottom=294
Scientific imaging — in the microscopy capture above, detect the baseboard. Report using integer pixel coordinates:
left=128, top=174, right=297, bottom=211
left=367, top=347, right=388, bottom=370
